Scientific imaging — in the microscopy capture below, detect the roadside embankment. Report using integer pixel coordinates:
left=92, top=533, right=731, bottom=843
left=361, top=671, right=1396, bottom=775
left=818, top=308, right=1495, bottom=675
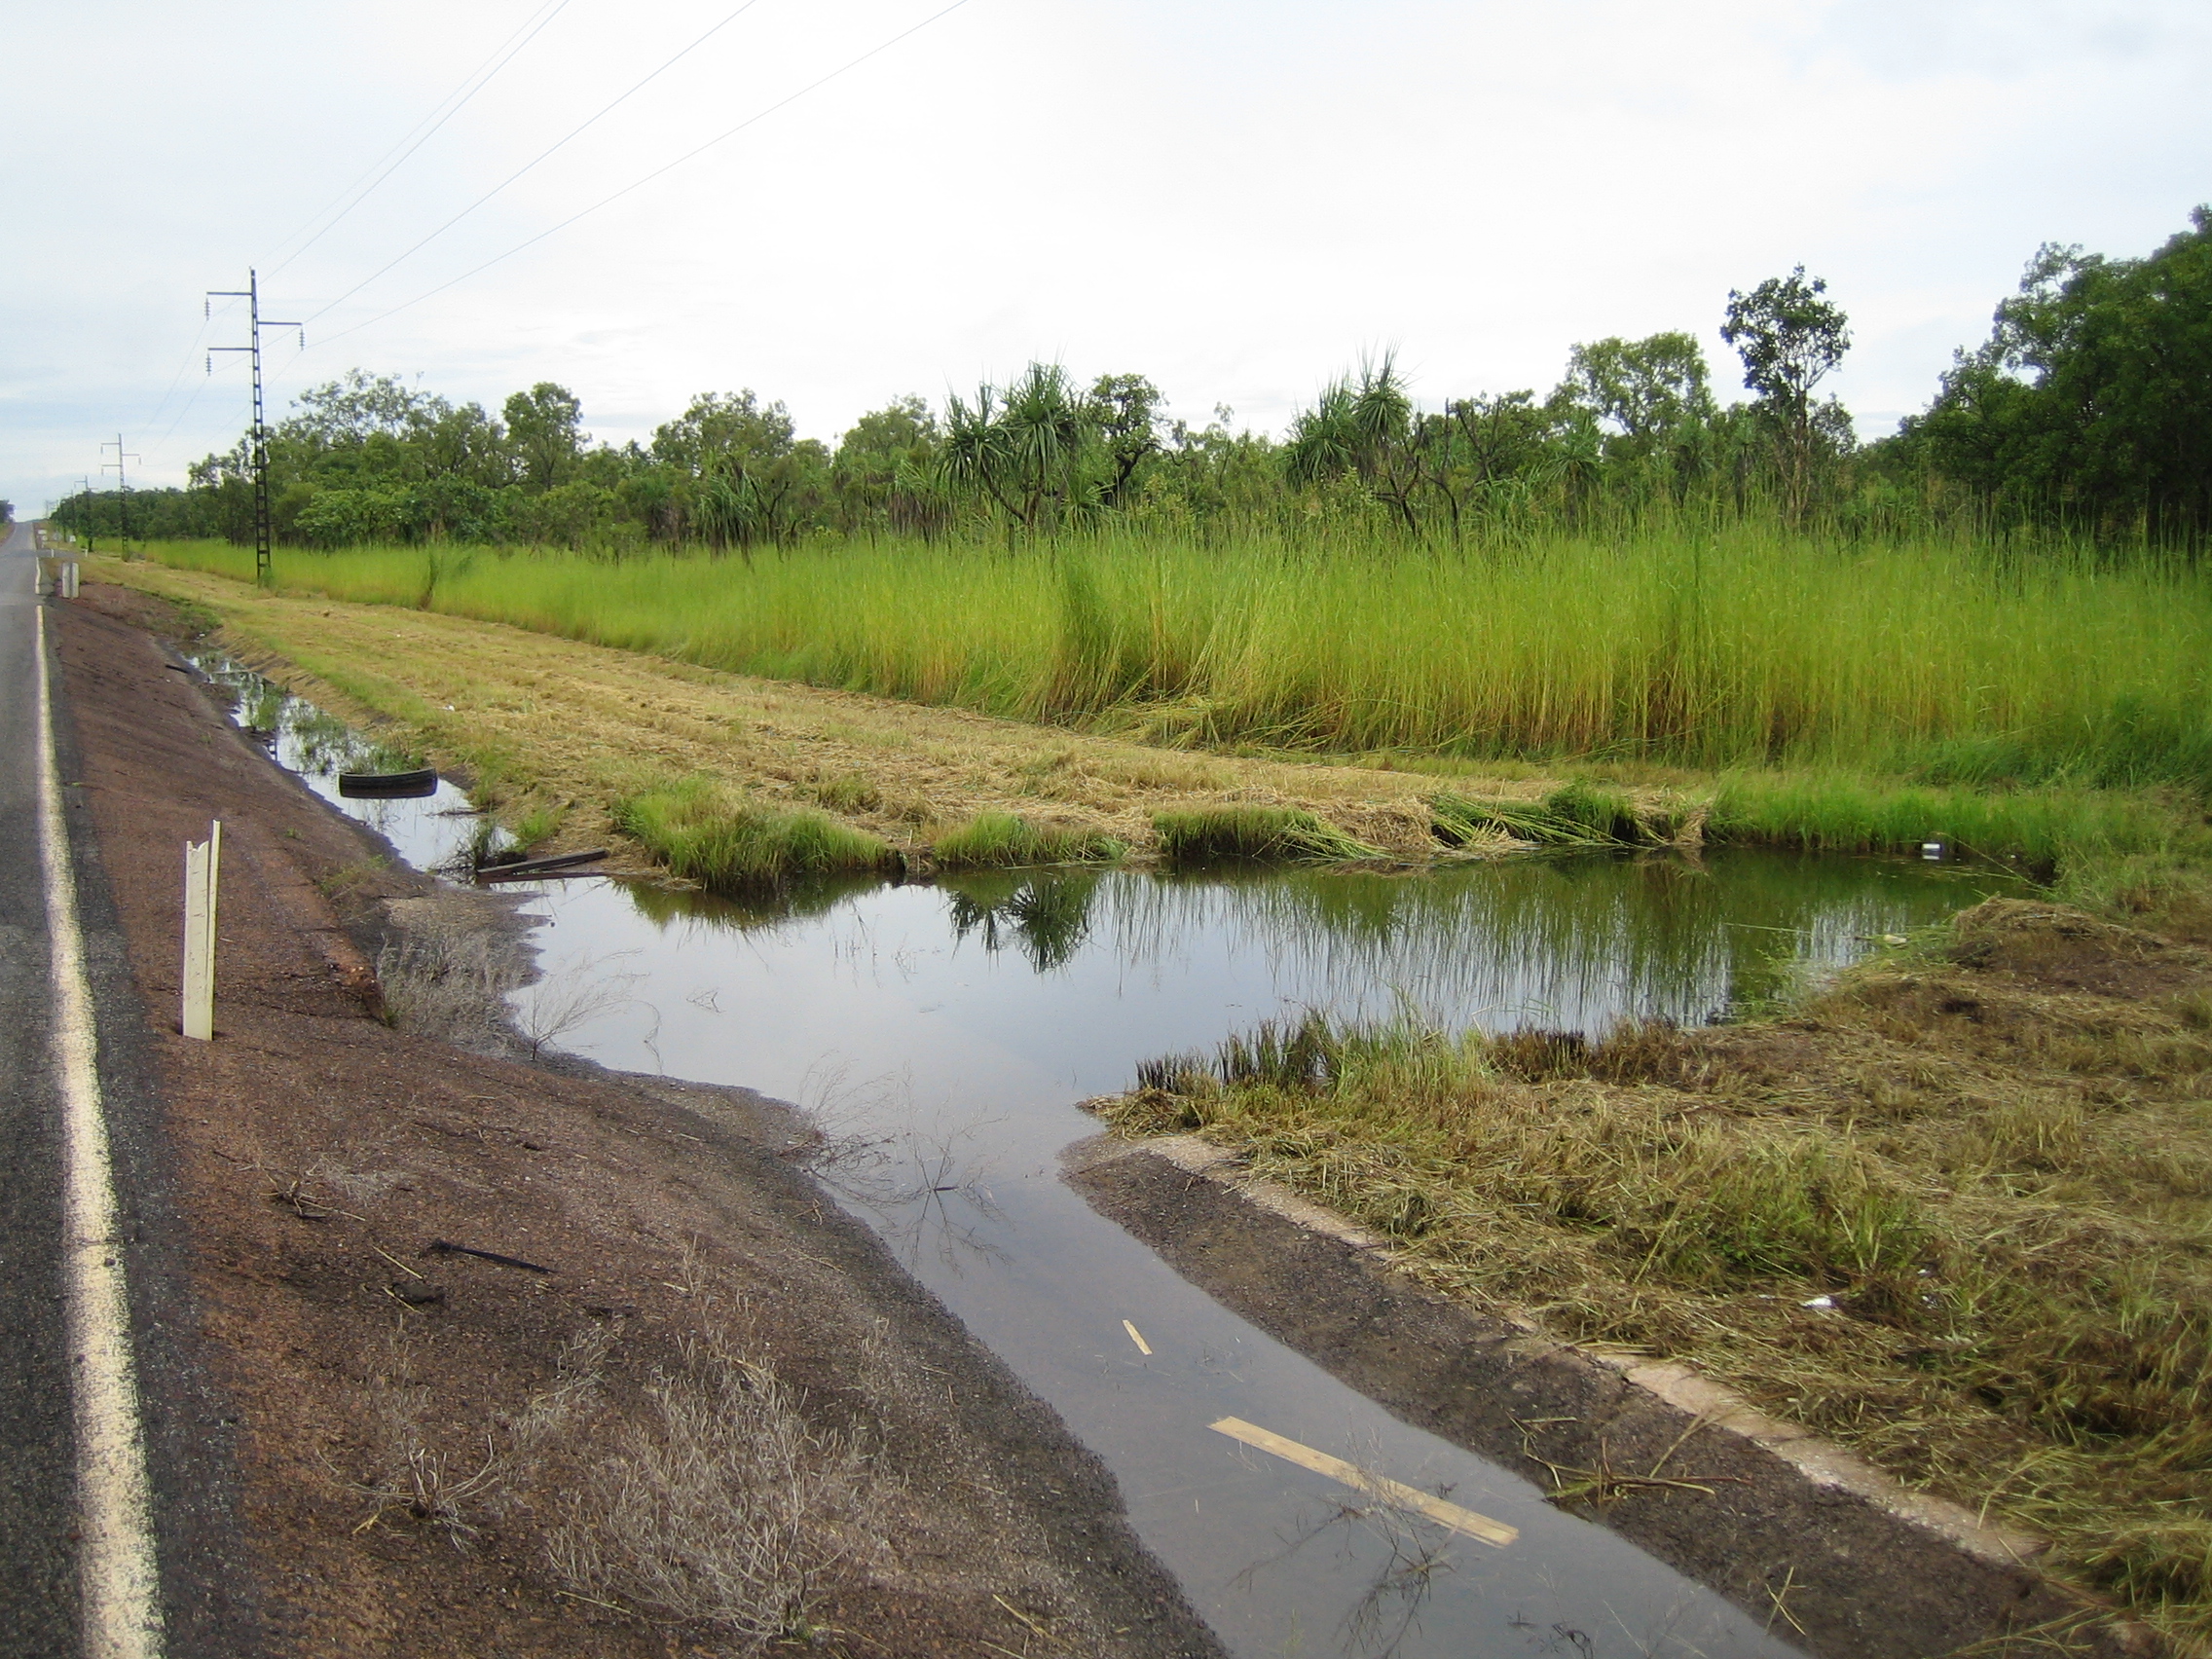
left=50, top=583, right=1222, bottom=1655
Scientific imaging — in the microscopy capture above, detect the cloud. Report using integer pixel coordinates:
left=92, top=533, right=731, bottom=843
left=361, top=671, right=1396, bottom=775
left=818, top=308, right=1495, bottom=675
left=6, top=0, right=2208, bottom=498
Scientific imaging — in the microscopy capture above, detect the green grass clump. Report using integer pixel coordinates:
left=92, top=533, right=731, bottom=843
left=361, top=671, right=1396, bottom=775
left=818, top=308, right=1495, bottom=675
left=613, top=778, right=894, bottom=890
left=1152, top=805, right=1377, bottom=865
left=1708, top=772, right=2194, bottom=866
left=930, top=812, right=1125, bottom=869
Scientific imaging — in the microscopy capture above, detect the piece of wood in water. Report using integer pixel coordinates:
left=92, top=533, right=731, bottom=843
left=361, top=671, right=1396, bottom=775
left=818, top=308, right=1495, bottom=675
left=1209, top=1416, right=1517, bottom=1546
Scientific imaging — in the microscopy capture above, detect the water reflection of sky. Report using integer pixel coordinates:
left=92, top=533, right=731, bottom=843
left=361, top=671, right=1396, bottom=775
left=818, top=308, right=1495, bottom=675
left=530, top=854, right=2013, bottom=1124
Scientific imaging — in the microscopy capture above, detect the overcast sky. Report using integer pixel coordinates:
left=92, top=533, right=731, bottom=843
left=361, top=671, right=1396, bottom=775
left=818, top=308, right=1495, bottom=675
left=6, top=0, right=2208, bottom=507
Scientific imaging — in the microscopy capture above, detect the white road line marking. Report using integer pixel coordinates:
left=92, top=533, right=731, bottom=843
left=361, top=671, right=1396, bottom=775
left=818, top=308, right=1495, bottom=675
left=1209, top=1416, right=1518, bottom=1547
left=36, top=606, right=166, bottom=1659
left=1122, top=1319, right=1153, bottom=1356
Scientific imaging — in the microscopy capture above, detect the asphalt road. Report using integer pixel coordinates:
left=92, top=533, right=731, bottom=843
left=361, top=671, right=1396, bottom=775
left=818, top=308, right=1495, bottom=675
left=1, top=517, right=80, bottom=1651
left=1, top=528, right=261, bottom=1657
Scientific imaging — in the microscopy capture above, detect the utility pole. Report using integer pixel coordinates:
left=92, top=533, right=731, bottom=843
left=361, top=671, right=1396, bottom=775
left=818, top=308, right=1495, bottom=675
left=207, top=271, right=301, bottom=585
left=78, top=476, right=96, bottom=554
left=100, top=434, right=139, bottom=555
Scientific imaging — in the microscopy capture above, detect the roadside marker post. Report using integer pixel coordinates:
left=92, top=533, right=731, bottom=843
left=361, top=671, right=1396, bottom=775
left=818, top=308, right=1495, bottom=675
left=62, top=561, right=81, bottom=599
left=181, top=822, right=222, bottom=1041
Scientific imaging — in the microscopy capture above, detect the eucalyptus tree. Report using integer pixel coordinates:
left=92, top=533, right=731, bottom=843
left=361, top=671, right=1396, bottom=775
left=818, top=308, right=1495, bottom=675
left=830, top=395, right=945, bottom=535
left=1721, top=268, right=1852, bottom=519
left=1897, top=207, right=2212, bottom=538
left=1089, top=373, right=1163, bottom=508
left=503, top=382, right=587, bottom=491
left=652, top=389, right=829, bottom=548
left=1422, top=391, right=1563, bottom=535
left=1561, top=332, right=1720, bottom=498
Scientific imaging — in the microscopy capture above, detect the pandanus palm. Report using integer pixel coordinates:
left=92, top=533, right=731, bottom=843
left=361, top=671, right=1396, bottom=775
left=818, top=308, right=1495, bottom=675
left=939, top=364, right=1098, bottom=532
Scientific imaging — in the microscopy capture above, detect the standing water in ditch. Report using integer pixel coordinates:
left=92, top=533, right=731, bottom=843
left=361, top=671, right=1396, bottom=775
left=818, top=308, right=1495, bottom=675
left=513, top=859, right=2008, bottom=1659
left=201, top=654, right=2018, bottom=1658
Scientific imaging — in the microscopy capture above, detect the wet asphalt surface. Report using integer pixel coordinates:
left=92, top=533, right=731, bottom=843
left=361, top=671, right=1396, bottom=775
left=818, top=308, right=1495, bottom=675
left=0, top=525, right=262, bottom=1657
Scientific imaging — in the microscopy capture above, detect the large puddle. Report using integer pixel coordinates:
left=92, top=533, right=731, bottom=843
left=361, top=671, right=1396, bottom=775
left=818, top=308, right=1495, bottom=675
left=202, top=655, right=2022, bottom=1659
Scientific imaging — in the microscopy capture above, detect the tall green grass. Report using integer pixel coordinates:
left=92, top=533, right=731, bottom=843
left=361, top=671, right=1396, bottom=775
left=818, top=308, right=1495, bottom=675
left=145, top=525, right=2212, bottom=789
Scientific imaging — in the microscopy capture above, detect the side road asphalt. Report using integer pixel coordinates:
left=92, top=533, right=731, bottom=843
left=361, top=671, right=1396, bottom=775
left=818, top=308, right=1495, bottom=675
left=1, top=520, right=262, bottom=1657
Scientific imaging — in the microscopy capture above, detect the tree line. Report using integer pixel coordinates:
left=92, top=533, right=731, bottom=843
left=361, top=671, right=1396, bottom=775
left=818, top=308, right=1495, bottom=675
left=52, top=208, right=2211, bottom=551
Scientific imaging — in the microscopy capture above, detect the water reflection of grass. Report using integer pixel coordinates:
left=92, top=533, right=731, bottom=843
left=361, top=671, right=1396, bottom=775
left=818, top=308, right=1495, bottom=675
left=943, top=871, right=1103, bottom=972
left=1100, top=852, right=2009, bottom=1029
left=613, top=852, right=1994, bottom=1027
left=195, top=652, right=419, bottom=777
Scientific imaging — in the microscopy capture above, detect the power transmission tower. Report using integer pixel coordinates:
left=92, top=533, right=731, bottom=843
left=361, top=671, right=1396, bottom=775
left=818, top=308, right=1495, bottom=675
left=207, top=271, right=302, bottom=585
left=100, top=433, right=139, bottom=554
left=78, top=475, right=96, bottom=555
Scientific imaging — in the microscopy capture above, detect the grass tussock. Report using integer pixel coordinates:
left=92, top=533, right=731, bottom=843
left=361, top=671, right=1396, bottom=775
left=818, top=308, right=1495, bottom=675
left=1153, top=804, right=1380, bottom=865
left=350, top=1275, right=888, bottom=1654
left=374, top=896, right=529, bottom=1050
left=929, top=811, right=1125, bottom=869
left=546, top=1335, right=881, bottom=1647
left=1099, top=896, right=2212, bottom=1642
left=1429, top=781, right=1697, bottom=850
left=614, top=778, right=896, bottom=891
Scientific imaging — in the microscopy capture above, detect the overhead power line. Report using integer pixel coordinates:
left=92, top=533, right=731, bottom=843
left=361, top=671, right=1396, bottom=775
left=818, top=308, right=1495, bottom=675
left=308, top=0, right=974, bottom=352
left=267, top=0, right=574, bottom=276
left=304, top=0, right=770, bottom=324
left=139, top=304, right=219, bottom=432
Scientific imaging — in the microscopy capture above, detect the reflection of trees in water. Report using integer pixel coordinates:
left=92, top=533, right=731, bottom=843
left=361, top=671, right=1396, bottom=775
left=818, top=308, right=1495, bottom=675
left=942, top=871, right=1102, bottom=971
left=611, top=847, right=2002, bottom=1035
left=622, top=870, right=884, bottom=931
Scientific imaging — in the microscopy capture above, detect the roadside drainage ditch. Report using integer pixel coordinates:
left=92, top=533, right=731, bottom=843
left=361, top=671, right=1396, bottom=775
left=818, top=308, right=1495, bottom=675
left=199, top=653, right=2023, bottom=1659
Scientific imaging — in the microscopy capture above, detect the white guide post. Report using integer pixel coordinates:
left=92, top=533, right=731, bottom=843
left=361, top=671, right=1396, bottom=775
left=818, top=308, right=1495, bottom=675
left=63, top=561, right=81, bottom=598
left=180, top=821, right=222, bottom=1041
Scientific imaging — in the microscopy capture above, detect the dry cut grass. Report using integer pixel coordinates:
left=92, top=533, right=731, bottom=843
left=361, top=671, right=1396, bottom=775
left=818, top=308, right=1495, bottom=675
left=1100, top=897, right=2212, bottom=1646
